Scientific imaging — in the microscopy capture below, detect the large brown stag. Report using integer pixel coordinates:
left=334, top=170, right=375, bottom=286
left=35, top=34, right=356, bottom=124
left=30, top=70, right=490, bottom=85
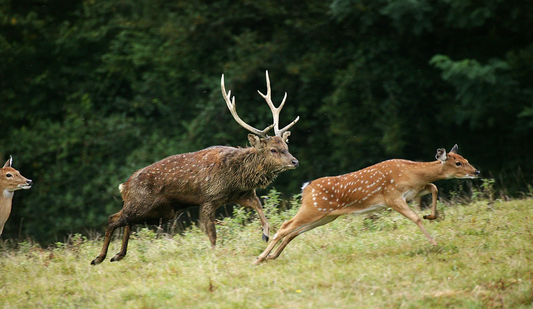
left=91, top=71, right=299, bottom=265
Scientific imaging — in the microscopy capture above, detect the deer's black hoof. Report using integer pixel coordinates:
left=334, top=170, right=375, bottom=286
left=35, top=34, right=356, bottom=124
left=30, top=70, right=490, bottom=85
left=110, top=253, right=124, bottom=262
left=262, top=233, right=269, bottom=242
left=91, top=256, right=103, bottom=266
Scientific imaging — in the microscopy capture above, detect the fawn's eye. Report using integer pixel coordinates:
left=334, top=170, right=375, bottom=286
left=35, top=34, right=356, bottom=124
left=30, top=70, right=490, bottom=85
left=456, top=162, right=462, bottom=167
left=6, top=173, right=12, bottom=178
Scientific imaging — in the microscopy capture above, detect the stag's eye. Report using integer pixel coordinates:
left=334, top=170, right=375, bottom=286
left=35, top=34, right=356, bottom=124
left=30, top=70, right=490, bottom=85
left=456, top=162, right=462, bottom=167
left=270, top=149, right=278, bottom=154
left=6, top=173, right=13, bottom=178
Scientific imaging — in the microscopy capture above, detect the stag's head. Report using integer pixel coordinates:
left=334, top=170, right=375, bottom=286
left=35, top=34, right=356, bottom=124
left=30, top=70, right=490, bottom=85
left=222, top=71, right=299, bottom=172
left=435, top=144, right=480, bottom=179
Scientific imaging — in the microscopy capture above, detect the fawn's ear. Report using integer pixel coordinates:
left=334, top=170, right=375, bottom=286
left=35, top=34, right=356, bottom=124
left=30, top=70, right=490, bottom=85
left=449, top=144, right=459, bottom=154
left=248, top=134, right=264, bottom=150
left=435, top=148, right=447, bottom=162
left=3, top=156, right=12, bottom=168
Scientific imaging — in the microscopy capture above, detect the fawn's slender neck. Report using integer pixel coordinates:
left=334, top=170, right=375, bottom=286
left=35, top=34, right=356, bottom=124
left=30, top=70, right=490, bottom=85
left=407, top=160, right=449, bottom=183
left=0, top=190, right=14, bottom=221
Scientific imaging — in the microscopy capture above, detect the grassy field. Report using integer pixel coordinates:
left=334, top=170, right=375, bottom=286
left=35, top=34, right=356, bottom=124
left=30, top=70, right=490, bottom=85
left=1, top=196, right=532, bottom=308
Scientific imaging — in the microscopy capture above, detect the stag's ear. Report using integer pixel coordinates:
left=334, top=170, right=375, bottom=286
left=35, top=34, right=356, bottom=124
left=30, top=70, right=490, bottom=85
left=3, top=156, right=12, bottom=168
left=449, top=144, right=459, bottom=154
left=248, top=134, right=264, bottom=150
left=281, top=131, right=291, bottom=143
left=435, top=148, right=447, bottom=162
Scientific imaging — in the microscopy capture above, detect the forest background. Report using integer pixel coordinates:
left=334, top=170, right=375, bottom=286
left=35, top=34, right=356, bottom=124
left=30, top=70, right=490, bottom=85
left=1, top=0, right=532, bottom=243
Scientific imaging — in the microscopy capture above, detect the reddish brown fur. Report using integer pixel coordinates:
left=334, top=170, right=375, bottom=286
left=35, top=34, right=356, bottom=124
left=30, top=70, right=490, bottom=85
left=91, top=134, right=298, bottom=265
left=0, top=157, right=32, bottom=236
left=255, top=145, right=479, bottom=264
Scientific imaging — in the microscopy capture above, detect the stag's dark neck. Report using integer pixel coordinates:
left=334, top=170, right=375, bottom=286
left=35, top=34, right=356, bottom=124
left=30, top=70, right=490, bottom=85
left=229, top=148, right=279, bottom=190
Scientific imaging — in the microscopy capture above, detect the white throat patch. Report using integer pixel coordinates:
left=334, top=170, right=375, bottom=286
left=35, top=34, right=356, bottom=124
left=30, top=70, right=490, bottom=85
left=3, top=189, right=14, bottom=198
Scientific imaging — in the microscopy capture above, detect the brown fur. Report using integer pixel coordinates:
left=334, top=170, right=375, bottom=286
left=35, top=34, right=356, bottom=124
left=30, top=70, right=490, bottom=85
left=91, top=134, right=298, bottom=265
left=255, top=145, right=479, bottom=264
left=0, top=157, right=32, bottom=236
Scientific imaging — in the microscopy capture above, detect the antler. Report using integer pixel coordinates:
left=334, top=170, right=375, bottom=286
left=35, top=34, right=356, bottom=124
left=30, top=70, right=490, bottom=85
left=221, top=74, right=274, bottom=138
left=257, top=71, right=299, bottom=138
left=221, top=71, right=299, bottom=139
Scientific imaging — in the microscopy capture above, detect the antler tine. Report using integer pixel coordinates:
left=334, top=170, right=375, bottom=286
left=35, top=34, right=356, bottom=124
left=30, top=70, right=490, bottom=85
left=257, top=70, right=299, bottom=137
left=221, top=74, right=274, bottom=138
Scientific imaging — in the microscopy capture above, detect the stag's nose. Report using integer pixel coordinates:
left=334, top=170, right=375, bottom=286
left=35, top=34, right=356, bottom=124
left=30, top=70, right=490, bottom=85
left=291, top=159, right=299, bottom=168
left=475, top=170, right=480, bottom=177
left=26, top=179, right=33, bottom=186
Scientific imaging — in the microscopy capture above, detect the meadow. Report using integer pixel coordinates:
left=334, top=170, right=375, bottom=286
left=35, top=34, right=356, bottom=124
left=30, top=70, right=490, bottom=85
left=1, top=190, right=532, bottom=308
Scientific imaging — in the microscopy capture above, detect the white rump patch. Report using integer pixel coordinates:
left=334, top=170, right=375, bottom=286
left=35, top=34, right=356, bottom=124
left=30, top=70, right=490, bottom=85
left=301, top=182, right=310, bottom=190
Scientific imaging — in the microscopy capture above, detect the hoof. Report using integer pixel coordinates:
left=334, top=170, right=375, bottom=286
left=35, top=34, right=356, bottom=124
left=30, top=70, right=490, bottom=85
left=110, top=253, right=124, bottom=262
left=262, top=233, right=269, bottom=242
left=91, top=256, right=103, bottom=266
left=423, top=214, right=437, bottom=220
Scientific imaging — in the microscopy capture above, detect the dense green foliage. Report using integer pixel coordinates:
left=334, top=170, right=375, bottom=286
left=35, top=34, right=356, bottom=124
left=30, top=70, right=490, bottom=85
left=1, top=0, right=532, bottom=242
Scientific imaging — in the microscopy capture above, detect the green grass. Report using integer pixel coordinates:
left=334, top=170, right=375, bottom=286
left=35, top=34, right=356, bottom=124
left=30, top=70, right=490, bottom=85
left=1, top=197, right=532, bottom=308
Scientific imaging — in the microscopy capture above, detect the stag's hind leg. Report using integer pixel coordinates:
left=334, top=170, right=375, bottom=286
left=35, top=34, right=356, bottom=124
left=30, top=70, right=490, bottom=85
left=110, top=224, right=132, bottom=262
left=91, top=211, right=126, bottom=265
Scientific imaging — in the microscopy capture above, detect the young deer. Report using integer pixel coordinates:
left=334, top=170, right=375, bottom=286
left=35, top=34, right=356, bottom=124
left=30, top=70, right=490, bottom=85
left=0, top=156, right=33, bottom=236
left=91, top=71, right=299, bottom=265
left=255, top=145, right=479, bottom=264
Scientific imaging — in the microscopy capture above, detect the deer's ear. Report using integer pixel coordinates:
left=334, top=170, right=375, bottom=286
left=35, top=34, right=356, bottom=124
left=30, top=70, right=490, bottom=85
left=449, top=144, right=459, bottom=154
left=435, top=148, right=447, bottom=162
left=248, top=134, right=264, bottom=149
left=3, top=156, right=12, bottom=168
left=281, top=131, right=291, bottom=143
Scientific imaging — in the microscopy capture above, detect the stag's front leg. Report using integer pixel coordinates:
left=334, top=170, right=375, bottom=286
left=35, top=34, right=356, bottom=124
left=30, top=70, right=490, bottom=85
left=235, top=191, right=270, bottom=242
left=199, top=203, right=217, bottom=247
left=91, top=211, right=124, bottom=265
